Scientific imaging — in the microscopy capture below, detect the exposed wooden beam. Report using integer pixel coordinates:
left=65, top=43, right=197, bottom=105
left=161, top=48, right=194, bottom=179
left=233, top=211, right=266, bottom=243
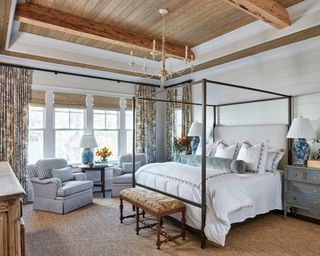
left=223, top=0, right=290, bottom=29
left=0, top=0, right=12, bottom=50
left=15, top=3, right=193, bottom=60
left=176, top=25, right=320, bottom=77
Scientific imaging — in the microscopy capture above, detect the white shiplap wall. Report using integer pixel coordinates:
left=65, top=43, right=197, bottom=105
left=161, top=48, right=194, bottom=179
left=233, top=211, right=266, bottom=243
left=192, top=37, right=320, bottom=139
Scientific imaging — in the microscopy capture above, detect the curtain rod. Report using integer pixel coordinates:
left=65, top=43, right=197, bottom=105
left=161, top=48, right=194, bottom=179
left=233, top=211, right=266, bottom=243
left=163, top=79, right=193, bottom=89
left=0, top=62, right=160, bottom=88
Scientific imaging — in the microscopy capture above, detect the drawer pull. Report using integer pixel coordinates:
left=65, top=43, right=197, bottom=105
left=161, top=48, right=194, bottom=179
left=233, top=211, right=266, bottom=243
left=293, top=172, right=298, bottom=177
left=292, top=185, right=298, bottom=190
left=312, top=189, right=318, bottom=193
left=313, top=200, right=317, bottom=205
left=292, top=196, right=297, bottom=201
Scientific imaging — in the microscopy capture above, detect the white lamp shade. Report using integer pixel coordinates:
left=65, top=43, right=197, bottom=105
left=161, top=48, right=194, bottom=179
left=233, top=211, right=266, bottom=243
left=188, top=121, right=202, bottom=137
left=287, top=117, right=316, bottom=139
left=79, top=134, right=98, bottom=148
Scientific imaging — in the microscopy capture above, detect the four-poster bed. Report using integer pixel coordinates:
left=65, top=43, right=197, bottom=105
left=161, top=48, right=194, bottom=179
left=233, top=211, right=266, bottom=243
left=131, top=79, right=292, bottom=248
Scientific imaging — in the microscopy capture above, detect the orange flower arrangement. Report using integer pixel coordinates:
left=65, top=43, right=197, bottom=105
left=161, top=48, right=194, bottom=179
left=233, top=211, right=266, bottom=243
left=96, top=147, right=112, bottom=160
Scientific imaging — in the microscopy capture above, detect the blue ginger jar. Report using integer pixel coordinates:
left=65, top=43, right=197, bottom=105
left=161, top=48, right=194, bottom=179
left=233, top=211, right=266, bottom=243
left=292, top=138, right=310, bottom=166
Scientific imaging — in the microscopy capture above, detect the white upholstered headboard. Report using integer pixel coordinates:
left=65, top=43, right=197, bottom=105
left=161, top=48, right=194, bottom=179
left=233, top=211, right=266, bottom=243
left=214, top=125, right=289, bottom=169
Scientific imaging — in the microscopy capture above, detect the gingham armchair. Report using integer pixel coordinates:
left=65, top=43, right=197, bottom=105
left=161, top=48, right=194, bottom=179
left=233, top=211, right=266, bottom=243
left=27, top=158, right=93, bottom=214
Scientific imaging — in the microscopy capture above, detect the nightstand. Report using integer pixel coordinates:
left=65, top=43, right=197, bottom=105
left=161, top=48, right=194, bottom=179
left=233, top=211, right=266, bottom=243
left=284, top=165, right=320, bottom=220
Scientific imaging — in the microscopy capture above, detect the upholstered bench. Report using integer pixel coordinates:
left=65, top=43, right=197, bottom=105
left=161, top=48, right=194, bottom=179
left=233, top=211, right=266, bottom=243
left=119, top=187, right=186, bottom=249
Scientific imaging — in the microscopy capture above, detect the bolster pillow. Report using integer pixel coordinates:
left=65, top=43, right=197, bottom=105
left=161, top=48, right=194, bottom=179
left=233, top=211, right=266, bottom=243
left=188, top=155, right=246, bottom=173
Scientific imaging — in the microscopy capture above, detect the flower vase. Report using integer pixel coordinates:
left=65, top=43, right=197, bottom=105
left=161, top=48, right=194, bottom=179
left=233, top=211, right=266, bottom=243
left=101, top=156, right=108, bottom=163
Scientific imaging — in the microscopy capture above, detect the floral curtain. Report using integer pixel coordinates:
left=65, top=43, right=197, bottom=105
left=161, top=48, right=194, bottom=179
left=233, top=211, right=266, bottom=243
left=166, top=88, right=177, bottom=161
left=181, top=84, right=193, bottom=137
left=135, top=85, right=157, bottom=163
left=0, top=66, right=32, bottom=191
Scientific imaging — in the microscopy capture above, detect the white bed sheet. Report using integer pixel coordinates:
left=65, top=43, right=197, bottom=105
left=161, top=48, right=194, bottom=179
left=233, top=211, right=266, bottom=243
left=228, top=171, right=282, bottom=224
left=135, top=162, right=282, bottom=246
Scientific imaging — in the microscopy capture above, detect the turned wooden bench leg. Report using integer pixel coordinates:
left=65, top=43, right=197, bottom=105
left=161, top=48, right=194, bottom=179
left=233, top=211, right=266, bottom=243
left=119, top=198, right=124, bottom=223
left=136, top=206, right=140, bottom=235
left=156, top=215, right=162, bottom=250
left=181, top=209, right=186, bottom=240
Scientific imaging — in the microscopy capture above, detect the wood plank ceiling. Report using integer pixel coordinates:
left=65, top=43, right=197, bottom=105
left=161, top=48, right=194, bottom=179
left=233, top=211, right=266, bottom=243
left=19, top=0, right=303, bottom=58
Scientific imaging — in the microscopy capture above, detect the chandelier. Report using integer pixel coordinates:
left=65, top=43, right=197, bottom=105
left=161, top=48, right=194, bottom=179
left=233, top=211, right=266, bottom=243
left=128, top=8, right=194, bottom=85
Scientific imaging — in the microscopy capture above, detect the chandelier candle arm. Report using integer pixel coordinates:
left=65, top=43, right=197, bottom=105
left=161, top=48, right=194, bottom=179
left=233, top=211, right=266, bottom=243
left=128, top=8, right=195, bottom=85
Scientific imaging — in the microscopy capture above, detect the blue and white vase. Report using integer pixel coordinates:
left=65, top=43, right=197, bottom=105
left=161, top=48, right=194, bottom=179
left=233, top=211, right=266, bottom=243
left=82, top=148, right=94, bottom=165
left=191, top=137, right=200, bottom=155
left=292, top=138, right=310, bottom=166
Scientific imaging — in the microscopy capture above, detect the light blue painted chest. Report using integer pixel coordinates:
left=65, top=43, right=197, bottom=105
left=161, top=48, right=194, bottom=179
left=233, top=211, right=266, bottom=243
left=284, top=165, right=320, bottom=220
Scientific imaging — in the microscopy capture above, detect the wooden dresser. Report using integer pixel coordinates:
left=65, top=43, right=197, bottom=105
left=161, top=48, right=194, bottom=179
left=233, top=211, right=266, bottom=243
left=284, top=165, right=320, bottom=220
left=0, top=162, right=26, bottom=256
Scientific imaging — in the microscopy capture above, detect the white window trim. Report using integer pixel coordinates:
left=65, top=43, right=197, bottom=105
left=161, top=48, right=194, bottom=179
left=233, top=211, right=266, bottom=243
left=32, top=91, right=131, bottom=164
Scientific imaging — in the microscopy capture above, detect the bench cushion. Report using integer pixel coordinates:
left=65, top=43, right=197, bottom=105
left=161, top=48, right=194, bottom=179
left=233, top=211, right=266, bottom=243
left=120, top=188, right=185, bottom=213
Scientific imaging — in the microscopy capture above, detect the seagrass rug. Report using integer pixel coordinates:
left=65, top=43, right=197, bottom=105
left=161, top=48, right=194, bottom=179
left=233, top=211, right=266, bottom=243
left=24, top=198, right=320, bottom=256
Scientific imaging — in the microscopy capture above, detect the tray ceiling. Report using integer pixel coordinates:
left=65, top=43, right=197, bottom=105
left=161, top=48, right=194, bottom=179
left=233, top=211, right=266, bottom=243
left=19, top=0, right=303, bottom=57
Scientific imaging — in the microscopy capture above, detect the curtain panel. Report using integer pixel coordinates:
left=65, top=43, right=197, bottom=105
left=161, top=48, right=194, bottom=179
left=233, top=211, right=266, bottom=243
left=181, top=84, right=193, bottom=137
left=135, top=85, right=157, bottom=163
left=0, top=66, right=32, bottom=191
left=166, top=89, right=177, bottom=161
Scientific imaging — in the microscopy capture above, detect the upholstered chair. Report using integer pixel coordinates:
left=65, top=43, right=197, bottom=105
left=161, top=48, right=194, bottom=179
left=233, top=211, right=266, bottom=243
left=112, top=153, right=147, bottom=196
left=27, top=158, right=93, bottom=214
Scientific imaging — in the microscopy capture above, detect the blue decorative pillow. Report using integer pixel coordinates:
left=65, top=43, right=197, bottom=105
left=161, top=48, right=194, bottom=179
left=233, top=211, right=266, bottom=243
left=51, top=167, right=73, bottom=182
left=122, top=161, right=141, bottom=173
left=188, top=155, right=246, bottom=173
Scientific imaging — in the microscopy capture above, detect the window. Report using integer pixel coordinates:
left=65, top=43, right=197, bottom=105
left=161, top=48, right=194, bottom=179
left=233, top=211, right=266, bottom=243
left=93, top=109, right=119, bottom=161
left=175, top=108, right=182, bottom=137
left=55, top=108, right=84, bottom=163
left=28, top=106, right=44, bottom=164
left=126, top=110, right=133, bottom=153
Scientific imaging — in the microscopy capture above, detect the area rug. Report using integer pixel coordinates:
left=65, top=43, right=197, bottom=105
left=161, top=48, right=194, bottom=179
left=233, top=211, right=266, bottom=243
left=24, top=198, right=320, bottom=256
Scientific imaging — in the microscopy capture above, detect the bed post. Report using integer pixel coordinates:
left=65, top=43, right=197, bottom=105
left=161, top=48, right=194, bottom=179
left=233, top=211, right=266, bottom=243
left=132, top=97, right=136, bottom=188
left=201, top=79, right=207, bottom=248
left=288, top=96, right=293, bottom=165
left=213, top=105, right=217, bottom=142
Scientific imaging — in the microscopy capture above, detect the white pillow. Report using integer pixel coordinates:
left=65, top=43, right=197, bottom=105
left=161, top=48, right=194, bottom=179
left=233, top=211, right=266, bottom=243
left=265, top=150, right=285, bottom=172
left=237, top=141, right=269, bottom=173
left=215, top=143, right=238, bottom=159
left=195, top=141, right=214, bottom=156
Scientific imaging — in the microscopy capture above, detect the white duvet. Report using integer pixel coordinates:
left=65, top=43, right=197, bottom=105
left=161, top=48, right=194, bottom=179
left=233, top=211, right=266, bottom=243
left=135, top=162, right=282, bottom=246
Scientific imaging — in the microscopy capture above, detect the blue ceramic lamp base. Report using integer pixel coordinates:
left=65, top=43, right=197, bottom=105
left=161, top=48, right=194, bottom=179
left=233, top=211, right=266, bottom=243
left=292, top=138, right=310, bottom=166
left=82, top=148, right=94, bottom=165
left=191, top=137, right=200, bottom=155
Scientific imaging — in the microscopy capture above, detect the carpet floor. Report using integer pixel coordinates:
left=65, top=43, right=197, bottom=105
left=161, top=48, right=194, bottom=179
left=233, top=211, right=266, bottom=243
left=24, top=198, right=320, bottom=256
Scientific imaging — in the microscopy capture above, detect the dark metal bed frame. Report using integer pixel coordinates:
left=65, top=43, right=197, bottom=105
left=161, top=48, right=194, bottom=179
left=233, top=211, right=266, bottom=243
left=132, top=78, right=292, bottom=248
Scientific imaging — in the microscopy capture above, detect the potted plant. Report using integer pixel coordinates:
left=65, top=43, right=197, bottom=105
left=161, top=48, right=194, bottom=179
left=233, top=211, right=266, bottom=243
left=173, top=137, right=191, bottom=161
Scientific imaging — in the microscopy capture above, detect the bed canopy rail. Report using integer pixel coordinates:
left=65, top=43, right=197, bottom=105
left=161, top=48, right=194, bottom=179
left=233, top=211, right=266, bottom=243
left=132, top=79, right=292, bottom=248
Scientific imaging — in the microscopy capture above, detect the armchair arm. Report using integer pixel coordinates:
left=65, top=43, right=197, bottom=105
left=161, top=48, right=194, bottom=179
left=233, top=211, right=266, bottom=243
left=113, top=167, right=123, bottom=177
left=73, top=172, right=87, bottom=181
left=30, top=178, right=62, bottom=199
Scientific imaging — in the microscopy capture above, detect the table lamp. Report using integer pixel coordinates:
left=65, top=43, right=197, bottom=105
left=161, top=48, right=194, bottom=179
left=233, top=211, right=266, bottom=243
left=188, top=121, right=202, bottom=154
left=287, top=117, right=316, bottom=166
left=80, top=134, right=98, bottom=165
